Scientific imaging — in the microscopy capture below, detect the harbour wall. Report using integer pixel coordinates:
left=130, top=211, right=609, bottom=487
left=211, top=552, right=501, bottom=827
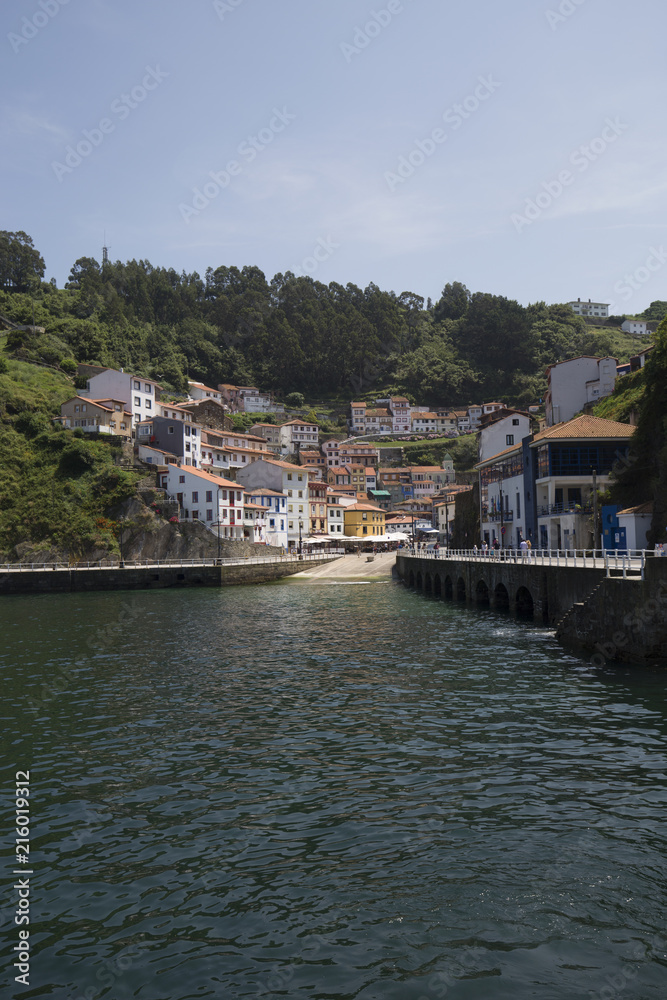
left=0, top=557, right=337, bottom=596
left=395, top=554, right=604, bottom=624
left=395, top=554, right=667, bottom=665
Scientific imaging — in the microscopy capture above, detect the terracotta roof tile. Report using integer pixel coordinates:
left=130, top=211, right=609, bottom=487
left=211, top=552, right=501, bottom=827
left=531, top=414, right=634, bottom=443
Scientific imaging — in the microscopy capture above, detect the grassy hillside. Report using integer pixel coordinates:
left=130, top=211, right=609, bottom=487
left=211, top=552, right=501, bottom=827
left=0, top=352, right=141, bottom=560
left=592, top=368, right=646, bottom=422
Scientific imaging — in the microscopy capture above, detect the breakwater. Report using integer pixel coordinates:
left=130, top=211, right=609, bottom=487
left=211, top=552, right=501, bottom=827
left=0, top=554, right=342, bottom=595
left=395, top=551, right=667, bottom=665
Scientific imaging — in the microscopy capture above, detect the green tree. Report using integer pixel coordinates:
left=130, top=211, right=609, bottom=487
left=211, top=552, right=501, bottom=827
left=0, top=231, right=45, bottom=292
left=434, top=281, right=471, bottom=322
left=285, top=392, right=305, bottom=408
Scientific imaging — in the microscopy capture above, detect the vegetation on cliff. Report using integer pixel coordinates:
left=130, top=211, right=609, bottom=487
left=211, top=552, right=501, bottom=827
left=0, top=352, right=140, bottom=560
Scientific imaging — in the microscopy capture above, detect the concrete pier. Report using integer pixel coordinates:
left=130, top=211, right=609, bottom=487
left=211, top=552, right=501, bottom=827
left=0, top=554, right=342, bottom=596
left=396, top=553, right=606, bottom=624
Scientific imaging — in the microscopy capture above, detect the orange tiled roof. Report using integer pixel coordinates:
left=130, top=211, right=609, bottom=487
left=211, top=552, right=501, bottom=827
left=531, top=414, right=634, bottom=443
left=170, top=466, right=239, bottom=488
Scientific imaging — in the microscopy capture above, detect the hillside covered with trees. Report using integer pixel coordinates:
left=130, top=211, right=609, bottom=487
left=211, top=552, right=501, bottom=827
left=1, top=230, right=658, bottom=410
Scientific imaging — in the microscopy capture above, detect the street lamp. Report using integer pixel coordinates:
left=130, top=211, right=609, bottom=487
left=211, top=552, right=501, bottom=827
left=298, top=518, right=303, bottom=555
left=216, top=486, right=222, bottom=562
left=499, top=481, right=504, bottom=550
left=445, top=502, right=449, bottom=553
left=591, top=468, right=599, bottom=554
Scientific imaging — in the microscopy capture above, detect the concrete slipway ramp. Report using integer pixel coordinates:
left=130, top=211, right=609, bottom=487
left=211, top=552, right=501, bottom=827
left=290, top=552, right=397, bottom=581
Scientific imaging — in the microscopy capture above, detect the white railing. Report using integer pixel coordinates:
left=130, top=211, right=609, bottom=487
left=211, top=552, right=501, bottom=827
left=398, top=547, right=651, bottom=578
left=0, top=551, right=345, bottom=573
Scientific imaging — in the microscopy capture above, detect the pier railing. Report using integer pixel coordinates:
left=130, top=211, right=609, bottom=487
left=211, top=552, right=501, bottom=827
left=0, top=551, right=345, bottom=573
left=399, top=548, right=655, bottom=579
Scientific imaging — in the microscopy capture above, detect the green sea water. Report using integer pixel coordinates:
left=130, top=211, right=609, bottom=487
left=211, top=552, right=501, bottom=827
left=1, top=579, right=666, bottom=999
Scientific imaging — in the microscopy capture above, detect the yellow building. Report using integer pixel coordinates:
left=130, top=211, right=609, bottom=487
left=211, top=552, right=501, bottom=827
left=343, top=502, right=386, bottom=538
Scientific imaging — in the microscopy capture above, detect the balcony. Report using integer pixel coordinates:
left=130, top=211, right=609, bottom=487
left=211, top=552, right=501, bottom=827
left=483, top=509, right=514, bottom=522
left=537, top=503, right=592, bottom=517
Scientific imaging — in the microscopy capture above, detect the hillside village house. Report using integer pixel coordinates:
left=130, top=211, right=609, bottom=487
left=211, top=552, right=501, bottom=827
left=350, top=402, right=367, bottom=433
left=621, top=319, right=651, bottom=336
left=375, top=396, right=412, bottom=433
left=218, top=384, right=244, bottom=411
left=410, top=411, right=459, bottom=436
left=243, top=500, right=267, bottom=543
left=343, top=502, right=386, bottom=538
left=236, top=459, right=316, bottom=548
left=239, top=386, right=283, bottom=414
left=322, top=439, right=342, bottom=467
left=327, top=500, right=346, bottom=538
left=181, top=397, right=231, bottom=432
left=250, top=423, right=281, bottom=453
left=242, top=489, right=288, bottom=549
left=350, top=396, right=412, bottom=435
left=478, top=410, right=533, bottom=463
left=279, top=419, right=318, bottom=454
left=362, top=407, right=393, bottom=434
left=308, top=479, right=328, bottom=536
left=187, top=381, right=222, bottom=402
left=199, top=429, right=273, bottom=476
left=136, top=414, right=201, bottom=467
left=77, top=366, right=161, bottom=434
left=338, top=443, right=380, bottom=467
left=59, top=397, right=132, bottom=438
left=568, top=298, right=609, bottom=318
left=545, top=356, right=617, bottom=426
left=299, top=449, right=326, bottom=473
left=160, top=465, right=244, bottom=539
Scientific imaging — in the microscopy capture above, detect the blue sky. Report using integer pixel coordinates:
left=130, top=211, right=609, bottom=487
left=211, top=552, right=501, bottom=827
left=3, top=0, right=666, bottom=315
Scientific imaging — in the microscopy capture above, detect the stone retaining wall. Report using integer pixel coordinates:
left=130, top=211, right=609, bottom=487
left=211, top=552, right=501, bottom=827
left=0, top=558, right=335, bottom=596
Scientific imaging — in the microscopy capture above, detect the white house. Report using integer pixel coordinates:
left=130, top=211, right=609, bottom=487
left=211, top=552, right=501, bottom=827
left=279, top=420, right=319, bottom=454
left=160, top=465, right=244, bottom=539
left=350, top=402, right=367, bottom=433
left=617, top=502, right=652, bottom=550
left=239, top=386, right=283, bottom=414
left=243, top=488, right=288, bottom=549
left=476, top=443, right=527, bottom=549
left=236, top=459, right=315, bottom=548
left=78, top=367, right=161, bottom=434
left=621, top=319, right=650, bottom=336
left=478, top=411, right=532, bottom=463
left=544, top=356, right=617, bottom=426
left=568, top=298, right=609, bottom=318
left=327, top=500, right=346, bottom=538
left=389, top=396, right=411, bottom=433
left=187, top=380, right=222, bottom=402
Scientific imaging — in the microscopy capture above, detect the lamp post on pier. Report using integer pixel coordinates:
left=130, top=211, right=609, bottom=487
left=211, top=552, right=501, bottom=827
left=216, top=486, right=222, bottom=562
left=499, top=482, right=504, bottom=550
